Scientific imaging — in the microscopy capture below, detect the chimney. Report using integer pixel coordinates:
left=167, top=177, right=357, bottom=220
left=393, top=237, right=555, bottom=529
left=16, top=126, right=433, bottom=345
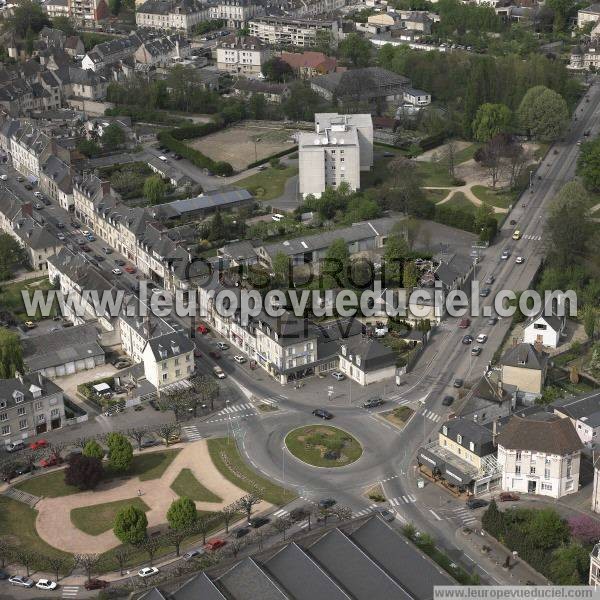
left=533, top=340, right=543, bottom=354
left=100, top=180, right=110, bottom=196
left=15, top=370, right=23, bottom=384
left=492, top=419, right=499, bottom=447
left=512, top=337, right=518, bottom=347
left=38, top=372, right=43, bottom=387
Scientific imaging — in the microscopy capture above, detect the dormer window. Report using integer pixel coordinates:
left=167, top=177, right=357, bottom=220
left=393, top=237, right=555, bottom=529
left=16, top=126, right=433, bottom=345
left=13, top=390, right=24, bottom=403
left=457, top=434, right=462, bottom=445
left=442, top=425, right=447, bottom=436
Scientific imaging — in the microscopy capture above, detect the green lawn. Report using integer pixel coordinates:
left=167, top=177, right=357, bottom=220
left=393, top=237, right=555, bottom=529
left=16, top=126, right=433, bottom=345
left=70, top=497, right=149, bottom=536
left=0, top=277, right=56, bottom=321
left=285, top=425, right=363, bottom=468
left=207, top=437, right=296, bottom=506
left=16, top=469, right=80, bottom=498
left=423, top=188, right=450, bottom=204
left=235, top=165, right=297, bottom=201
left=170, top=468, right=222, bottom=503
left=444, top=191, right=476, bottom=212
left=471, top=185, right=516, bottom=209
left=454, top=142, right=481, bottom=164
left=127, top=449, right=181, bottom=481
left=0, top=497, right=74, bottom=572
left=415, top=161, right=456, bottom=187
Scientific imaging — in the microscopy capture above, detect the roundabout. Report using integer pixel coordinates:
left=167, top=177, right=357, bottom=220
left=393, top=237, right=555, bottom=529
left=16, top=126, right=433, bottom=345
left=284, top=425, right=363, bottom=468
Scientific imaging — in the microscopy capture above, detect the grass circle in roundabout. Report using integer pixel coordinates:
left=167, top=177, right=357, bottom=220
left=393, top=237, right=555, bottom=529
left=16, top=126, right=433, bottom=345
left=284, top=425, right=363, bottom=468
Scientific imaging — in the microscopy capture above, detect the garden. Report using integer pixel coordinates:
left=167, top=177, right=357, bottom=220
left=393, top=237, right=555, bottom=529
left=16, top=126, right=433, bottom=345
left=284, top=426, right=363, bottom=468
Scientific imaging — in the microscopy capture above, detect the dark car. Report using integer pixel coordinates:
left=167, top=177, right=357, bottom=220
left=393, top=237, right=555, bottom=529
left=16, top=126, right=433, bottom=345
left=93, top=254, right=105, bottom=262
left=56, top=221, right=65, bottom=229
left=467, top=498, right=489, bottom=509
left=249, top=517, right=269, bottom=529
left=318, top=498, right=337, bottom=509
left=363, top=397, right=384, bottom=409
left=312, top=409, right=333, bottom=420
left=442, top=395, right=454, bottom=406
left=84, top=579, right=109, bottom=590
left=458, top=318, right=471, bottom=329
left=209, top=350, right=222, bottom=359
left=24, top=183, right=33, bottom=190
left=140, top=439, right=160, bottom=449
left=0, top=570, right=9, bottom=580
left=487, top=316, right=498, bottom=326
left=81, top=244, right=91, bottom=252
left=471, top=346, right=482, bottom=356
left=462, top=335, right=473, bottom=345
left=70, top=219, right=80, bottom=228
left=234, top=527, right=250, bottom=538
left=499, top=492, right=520, bottom=502
left=115, top=259, right=126, bottom=266
left=479, top=288, right=491, bottom=297
left=453, top=378, right=464, bottom=388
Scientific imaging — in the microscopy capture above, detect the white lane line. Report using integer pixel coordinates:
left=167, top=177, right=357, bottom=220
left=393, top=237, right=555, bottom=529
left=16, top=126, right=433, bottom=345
left=429, top=509, right=442, bottom=521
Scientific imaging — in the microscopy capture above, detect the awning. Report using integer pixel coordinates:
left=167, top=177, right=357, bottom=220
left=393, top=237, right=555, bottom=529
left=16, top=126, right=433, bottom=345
left=442, top=464, right=473, bottom=486
left=418, top=447, right=444, bottom=470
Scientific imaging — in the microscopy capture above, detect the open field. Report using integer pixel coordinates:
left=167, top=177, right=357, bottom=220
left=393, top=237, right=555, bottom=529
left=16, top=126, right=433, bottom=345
left=188, top=123, right=296, bottom=170
left=70, top=497, right=150, bottom=536
left=0, top=277, right=56, bottom=321
left=170, top=468, right=223, bottom=502
left=235, top=165, right=297, bottom=201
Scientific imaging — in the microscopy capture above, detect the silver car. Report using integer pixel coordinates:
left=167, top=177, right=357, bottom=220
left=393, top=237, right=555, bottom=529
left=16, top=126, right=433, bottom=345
left=9, top=575, right=34, bottom=588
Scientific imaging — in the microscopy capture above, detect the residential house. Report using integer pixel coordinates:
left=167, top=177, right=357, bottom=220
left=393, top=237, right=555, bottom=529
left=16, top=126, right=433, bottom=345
left=64, top=36, right=85, bottom=58
left=142, top=331, right=195, bottom=390
left=552, top=390, right=600, bottom=447
left=248, top=16, right=340, bottom=48
left=0, top=372, right=67, bottom=447
left=418, top=418, right=501, bottom=496
left=82, top=32, right=151, bottom=71
left=134, top=34, right=191, bottom=68
left=10, top=125, right=52, bottom=181
left=590, top=543, right=600, bottom=585
left=22, top=323, right=105, bottom=377
left=146, top=156, right=193, bottom=187
left=216, top=35, right=271, bottom=76
left=68, top=0, right=109, bottom=24
left=522, top=305, right=566, bottom=348
left=280, top=51, right=338, bottom=78
left=210, top=0, right=264, bottom=28
left=231, top=79, right=290, bottom=103
left=497, top=413, right=583, bottom=498
left=39, top=155, right=73, bottom=211
left=135, top=0, right=209, bottom=32
left=149, top=189, right=254, bottom=220
left=578, top=3, right=600, bottom=27
left=458, top=377, right=515, bottom=425
left=338, top=336, right=397, bottom=386
left=500, top=342, right=548, bottom=402
left=42, top=0, right=71, bottom=19
left=402, top=88, right=431, bottom=107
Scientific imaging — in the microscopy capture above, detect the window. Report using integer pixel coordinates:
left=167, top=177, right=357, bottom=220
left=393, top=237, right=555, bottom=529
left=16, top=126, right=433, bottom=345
left=456, top=434, right=462, bottom=445
left=175, top=359, right=180, bottom=366
left=186, top=354, right=191, bottom=362
left=175, top=369, right=181, bottom=377
left=162, top=363, right=168, bottom=370
left=187, top=366, right=191, bottom=373
left=515, top=451, right=521, bottom=462
left=35, top=401, right=42, bottom=410
left=162, top=373, right=168, bottom=381
left=19, top=419, right=27, bottom=430
left=442, top=425, right=447, bottom=436
left=1, top=425, right=9, bottom=436
left=469, top=442, right=475, bottom=452
left=17, top=407, right=25, bottom=416
left=544, top=468, right=550, bottom=479
left=530, top=466, right=536, bottom=475
left=51, top=408, right=59, bottom=417
left=541, top=482, right=552, bottom=491
left=37, top=414, right=45, bottom=423
left=515, top=465, right=521, bottom=475
left=566, top=457, right=572, bottom=478
left=0, top=413, right=7, bottom=422
left=565, top=480, right=574, bottom=491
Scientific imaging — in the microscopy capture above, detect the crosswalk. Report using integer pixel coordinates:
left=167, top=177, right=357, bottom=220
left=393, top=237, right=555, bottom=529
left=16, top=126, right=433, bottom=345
left=273, top=508, right=289, bottom=519
left=523, top=234, right=542, bottom=241
left=386, top=393, right=412, bottom=405
left=453, top=506, right=477, bottom=526
left=421, top=409, right=441, bottom=423
left=259, top=394, right=286, bottom=406
left=354, top=503, right=380, bottom=517
left=181, top=425, right=203, bottom=442
left=217, top=402, right=255, bottom=415
left=388, top=494, right=416, bottom=506
left=62, top=586, right=79, bottom=598
left=207, top=402, right=258, bottom=424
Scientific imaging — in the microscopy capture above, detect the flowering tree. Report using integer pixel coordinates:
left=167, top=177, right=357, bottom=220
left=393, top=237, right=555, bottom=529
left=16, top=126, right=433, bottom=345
left=568, top=514, right=600, bottom=544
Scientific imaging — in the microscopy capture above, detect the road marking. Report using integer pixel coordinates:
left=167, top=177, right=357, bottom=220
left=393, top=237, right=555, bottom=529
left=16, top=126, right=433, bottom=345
left=273, top=508, right=289, bottom=518
left=181, top=425, right=203, bottom=441
left=429, top=509, right=442, bottom=521
left=62, top=586, right=79, bottom=598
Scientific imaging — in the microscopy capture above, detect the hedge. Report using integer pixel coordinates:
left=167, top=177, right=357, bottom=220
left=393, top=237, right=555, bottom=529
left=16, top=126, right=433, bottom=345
left=104, top=106, right=188, bottom=126
left=419, top=132, right=447, bottom=152
left=247, top=145, right=298, bottom=169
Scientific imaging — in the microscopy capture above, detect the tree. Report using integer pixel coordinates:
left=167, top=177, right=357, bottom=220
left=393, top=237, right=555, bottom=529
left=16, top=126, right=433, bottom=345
left=282, top=81, right=321, bottom=121
left=517, top=86, right=569, bottom=141
left=0, top=233, right=27, bottom=280
left=15, top=549, right=39, bottom=577
left=51, top=16, right=76, bottom=36
left=194, top=512, right=215, bottom=544
left=0, top=538, right=13, bottom=568
left=126, top=426, right=149, bottom=452
left=76, top=138, right=101, bottom=158
left=106, top=433, right=133, bottom=472
left=472, top=103, right=512, bottom=142
left=273, top=516, right=292, bottom=541
left=0, top=328, right=23, bottom=378
left=442, top=139, right=458, bottom=179
left=0, top=459, right=18, bottom=484
left=582, top=305, right=598, bottom=340
left=568, top=514, right=600, bottom=544
left=323, top=239, right=350, bottom=289
left=108, top=0, right=121, bottom=15
left=262, top=57, right=293, bottom=82
left=167, top=497, right=198, bottom=531
left=73, top=437, right=90, bottom=449
left=383, top=234, right=408, bottom=287
left=75, top=553, right=102, bottom=583
left=402, top=262, right=419, bottom=289
left=112, top=546, right=131, bottom=576
left=549, top=543, right=589, bottom=584
left=143, top=175, right=167, bottom=205
left=339, top=33, right=372, bottom=67
left=238, top=493, right=261, bottom=521
left=505, top=141, right=527, bottom=189
left=82, top=439, right=104, bottom=461
left=191, top=377, right=219, bottom=411
left=45, top=556, right=69, bottom=581
left=6, top=0, right=50, bottom=37
left=220, top=503, right=239, bottom=533
left=138, top=536, right=162, bottom=566
left=165, top=528, right=187, bottom=557
left=272, top=252, right=291, bottom=287
left=64, top=454, right=103, bottom=490
left=386, top=157, right=424, bottom=214
left=289, top=506, right=311, bottom=531
left=476, top=134, right=509, bottom=188
left=577, top=137, right=600, bottom=192
left=331, top=505, right=353, bottom=521
left=113, top=505, right=148, bottom=545
left=101, top=123, right=126, bottom=149
left=481, top=500, right=504, bottom=537
left=154, top=422, right=181, bottom=447
left=160, top=389, right=193, bottom=422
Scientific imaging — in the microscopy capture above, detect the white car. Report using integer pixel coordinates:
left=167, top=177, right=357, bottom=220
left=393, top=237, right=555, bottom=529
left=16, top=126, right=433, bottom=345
left=515, top=256, right=525, bottom=264
left=112, top=268, right=122, bottom=275
left=138, top=567, right=159, bottom=578
left=476, top=334, right=488, bottom=344
left=36, top=579, right=58, bottom=590
left=57, top=232, right=65, bottom=241
left=331, top=371, right=345, bottom=381
left=81, top=229, right=90, bottom=236
left=34, top=191, right=42, bottom=198
left=0, top=174, right=7, bottom=180
left=233, top=355, right=246, bottom=364
left=9, top=575, right=34, bottom=587
left=271, top=213, right=284, bottom=222
left=217, top=342, right=229, bottom=351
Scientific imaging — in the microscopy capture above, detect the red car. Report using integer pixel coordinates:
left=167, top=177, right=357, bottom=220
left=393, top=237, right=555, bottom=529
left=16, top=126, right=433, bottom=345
left=197, top=324, right=209, bottom=334
left=84, top=579, right=109, bottom=590
left=29, top=439, right=48, bottom=450
left=204, top=538, right=227, bottom=552
left=209, top=351, right=221, bottom=359
left=194, top=349, right=202, bottom=358
left=39, top=456, right=59, bottom=468
left=124, top=265, right=136, bottom=274
left=499, top=492, right=520, bottom=502
left=81, top=244, right=91, bottom=252
left=458, top=318, right=471, bottom=329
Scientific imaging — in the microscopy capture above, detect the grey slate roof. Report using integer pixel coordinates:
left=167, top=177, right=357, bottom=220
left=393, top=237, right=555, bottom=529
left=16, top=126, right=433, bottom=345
left=501, top=343, right=548, bottom=371
left=172, top=572, right=227, bottom=600
left=552, top=391, right=600, bottom=428
left=22, top=324, right=104, bottom=372
left=0, top=373, right=62, bottom=408
left=146, top=331, right=194, bottom=362
left=217, top=557, right=289, bottom=600
left=339, top=336, right=397, bottom=372
left=165, top=189, right=253, bottom=216
left=440, top=417, right=495, bottom=457
left=312, top=67, right=409, bottom=99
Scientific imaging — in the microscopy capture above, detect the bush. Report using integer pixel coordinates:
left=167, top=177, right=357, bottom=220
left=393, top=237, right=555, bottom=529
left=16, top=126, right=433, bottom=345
left=113, top=505, right=148, bottom=545
left=82, top=440, right=105, bottom=461
left=167, top=497, right=197, bottom=531
left=106, top=433, right=133, bottom=473
left=64, top=454, right=103, bottom=490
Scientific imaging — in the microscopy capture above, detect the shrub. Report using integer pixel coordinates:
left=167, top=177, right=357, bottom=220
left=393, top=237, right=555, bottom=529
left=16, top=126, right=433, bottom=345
left=167, top=497, right=197, bottom=531
left=64, top=454, right=103, bottom=490
left=106, top=433, right=133, bottom=473
left=113, top=505, right=148, bottom=545
left=82, top=440, right=105, bottom=461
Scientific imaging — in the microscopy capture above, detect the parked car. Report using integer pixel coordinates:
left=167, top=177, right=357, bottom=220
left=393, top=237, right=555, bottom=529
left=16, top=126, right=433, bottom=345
left=453, top=378, right=464, bottom=388
left=331, top=371, right=345, bottom=381
left=213, top=365, right=226, bottom=379
left=462, top=335, right=473, bottom=345
left=512, top=230, right=521, bottom=240
left=515, top=256, right=525, bottom=264
left=471, top=346, right=482, bottom=356
left=141, top=438, right=160, bottom=449
left=363, top=397, right=384, bottom=409
left=234, top=527, right=250, bottom=538
left=57, top=232, right=65, bottom=241
left=101, top=246, right=113, bottom=254
left=0, top=569, right=9, bottom=579
left=197, top=324, right=209, bottom=334
left=466, top=498, right=489, bottom=509
left=485, top=275, right=495, bottom=285
left=124, top=265, right=136, bottom=274
left=458, top=318, right=471, bottom=329
left=29, top=439, right=48, bottom=450
left=476, top=334, right=488, bottom=344
left=312, top=409, right=333, bottom=420
left=217, top=342, right=229, bottom=351
left=318, top=498, right=336, bottom=509
left=6, top=441, right=24, bottom=453
left=499, top=492, right=520, bottom=502
left=24, top=321, right=36, bottom=329
left=182, top=548, right=205, bottom=561
left=442, top=395, right=454, bottom=406
left=138, top=567, right=159, bottom=578
left=376, top=508, right=395, bottom=522
left=479, top=288, right=491, bottom=298
left=487, top=316, right=498, bottom=326
left=248, top=516, right=269, bottom=528
left=36, top=579, right=58, bottom=590
left=204, top=538, right=227, bottom=552
left=233, top=355, right=246, bottom=364
left=9, top=575, right=34, bottom=588
left=112, top=268, right=122, bottom=275
left=84, top=579, right=109, bottom=590
left=114, top=259, right=125, bottom=266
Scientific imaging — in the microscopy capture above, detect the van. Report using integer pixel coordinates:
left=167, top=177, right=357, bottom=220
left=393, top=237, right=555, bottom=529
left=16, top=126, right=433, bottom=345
left=158, top=155, right=168, bottom=162
left=271, top=213, right=284, bottom=222
left=6, top=440, right=24, bottom=453
left=213, top=366, right=226, bottom=379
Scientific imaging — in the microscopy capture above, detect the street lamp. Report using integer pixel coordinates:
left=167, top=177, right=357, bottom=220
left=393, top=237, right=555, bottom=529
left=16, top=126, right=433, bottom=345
left=282, top=444, right=286, bottom=487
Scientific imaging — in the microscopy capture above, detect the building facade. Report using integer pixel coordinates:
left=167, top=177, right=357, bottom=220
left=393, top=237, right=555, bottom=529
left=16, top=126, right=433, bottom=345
left=248, top=16, right=339, bottom=47
left=216, top=36, right=270, bottom=75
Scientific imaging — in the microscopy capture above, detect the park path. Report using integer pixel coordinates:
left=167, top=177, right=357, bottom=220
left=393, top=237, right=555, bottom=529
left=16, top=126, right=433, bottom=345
left=34, top=440, right=271, bottom=554
left=425, top=182, right=509, bottom=214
